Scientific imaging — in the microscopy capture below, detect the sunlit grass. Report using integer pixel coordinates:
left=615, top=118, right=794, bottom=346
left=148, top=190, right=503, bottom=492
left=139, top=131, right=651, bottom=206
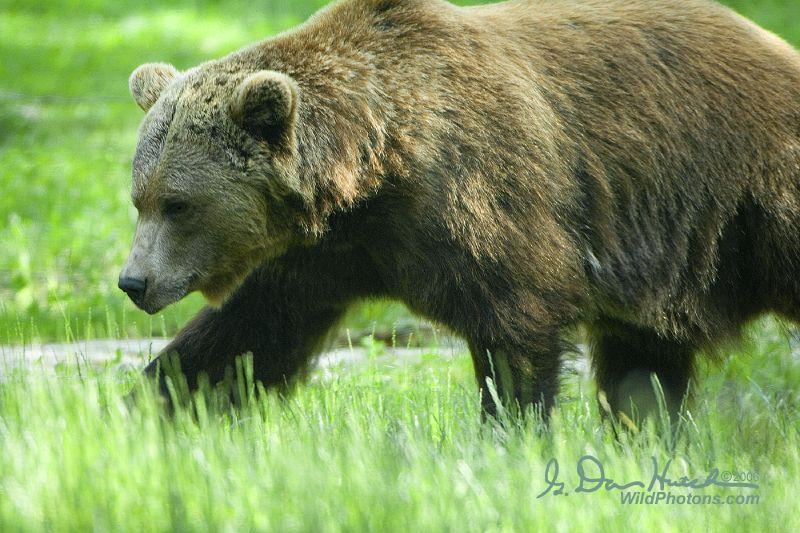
left=0, top=318, right=797, bottom=531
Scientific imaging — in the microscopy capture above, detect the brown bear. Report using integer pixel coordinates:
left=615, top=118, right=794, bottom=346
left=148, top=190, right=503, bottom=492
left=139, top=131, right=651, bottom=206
left=119, top=0, right=800, bottom=421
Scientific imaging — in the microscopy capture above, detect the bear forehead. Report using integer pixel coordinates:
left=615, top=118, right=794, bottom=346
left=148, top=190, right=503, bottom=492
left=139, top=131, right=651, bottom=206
left=132, top=91, right=178, bottom=186
left=132, top=75, right=253, bottom=196
left=170, top=68, right=257, bottom=140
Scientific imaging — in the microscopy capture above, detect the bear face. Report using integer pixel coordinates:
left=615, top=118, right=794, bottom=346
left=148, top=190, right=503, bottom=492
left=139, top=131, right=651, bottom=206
left=119, top=63, right=306, bottom=313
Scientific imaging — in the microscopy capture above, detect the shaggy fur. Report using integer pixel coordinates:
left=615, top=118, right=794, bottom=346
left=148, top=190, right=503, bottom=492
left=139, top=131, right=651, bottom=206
left=121, top=0, right=800, bottom=419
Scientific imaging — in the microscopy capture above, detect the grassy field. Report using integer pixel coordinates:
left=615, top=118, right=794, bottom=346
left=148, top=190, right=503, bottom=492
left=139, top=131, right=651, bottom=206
left=1, top=0, right=800, bottom=530
left=0, top=320, right=797, bottom=531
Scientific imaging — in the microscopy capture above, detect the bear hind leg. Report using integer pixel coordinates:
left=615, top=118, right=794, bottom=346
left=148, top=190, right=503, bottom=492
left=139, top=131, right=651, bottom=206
left=591, top=321, right=695, bottom=427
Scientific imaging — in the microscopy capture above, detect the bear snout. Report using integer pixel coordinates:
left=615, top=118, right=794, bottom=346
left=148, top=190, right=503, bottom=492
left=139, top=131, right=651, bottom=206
left=118, top=276, right=147, bottom=305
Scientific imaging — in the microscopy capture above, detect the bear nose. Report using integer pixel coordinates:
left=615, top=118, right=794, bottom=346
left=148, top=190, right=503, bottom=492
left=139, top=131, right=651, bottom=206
left=118, top=277, right=147, bottom=302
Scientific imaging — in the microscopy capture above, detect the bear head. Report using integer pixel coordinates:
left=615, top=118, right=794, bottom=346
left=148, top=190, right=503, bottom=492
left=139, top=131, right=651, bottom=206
left=119, top=61, right=309, bottom=314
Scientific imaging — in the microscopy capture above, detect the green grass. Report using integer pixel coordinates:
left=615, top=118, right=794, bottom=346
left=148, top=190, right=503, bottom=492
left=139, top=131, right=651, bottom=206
left=1, top=0, right=800, bottom=530
left=0, top=319, right=798, bottom=531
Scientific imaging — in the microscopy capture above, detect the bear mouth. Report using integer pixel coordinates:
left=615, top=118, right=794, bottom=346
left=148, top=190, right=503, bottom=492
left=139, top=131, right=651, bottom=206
left=136, top=274, right=197, bottom=315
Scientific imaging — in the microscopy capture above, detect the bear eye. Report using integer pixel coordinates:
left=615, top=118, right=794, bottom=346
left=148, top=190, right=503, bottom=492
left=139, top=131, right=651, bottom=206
left=162, top=200, right=189, bottom=218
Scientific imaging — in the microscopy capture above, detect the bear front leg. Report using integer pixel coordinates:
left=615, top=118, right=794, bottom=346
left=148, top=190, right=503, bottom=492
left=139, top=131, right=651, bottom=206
left=469, top=338, right=562, bottom=420
left=145, top=270, right=347, bottom=398
left=144, top=247, right=381, bottom=399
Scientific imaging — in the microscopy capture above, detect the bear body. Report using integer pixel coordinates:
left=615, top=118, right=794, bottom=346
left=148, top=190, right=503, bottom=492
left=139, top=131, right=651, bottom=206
left=121, top=0, right=800, bottom=418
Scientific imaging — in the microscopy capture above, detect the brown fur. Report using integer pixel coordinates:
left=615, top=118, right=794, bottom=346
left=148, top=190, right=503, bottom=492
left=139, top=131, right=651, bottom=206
left=122, top=0, right=800, bottom=420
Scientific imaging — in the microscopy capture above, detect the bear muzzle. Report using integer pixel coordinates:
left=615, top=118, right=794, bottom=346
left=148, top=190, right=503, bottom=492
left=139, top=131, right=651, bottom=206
left=118, top=276, right=148, bottom=305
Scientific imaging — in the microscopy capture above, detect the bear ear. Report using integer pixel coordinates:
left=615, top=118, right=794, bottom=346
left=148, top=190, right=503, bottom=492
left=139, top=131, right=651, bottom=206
left=229, top=71, right=298, bottom=146
left=129, top=63, right=178, bottom=112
